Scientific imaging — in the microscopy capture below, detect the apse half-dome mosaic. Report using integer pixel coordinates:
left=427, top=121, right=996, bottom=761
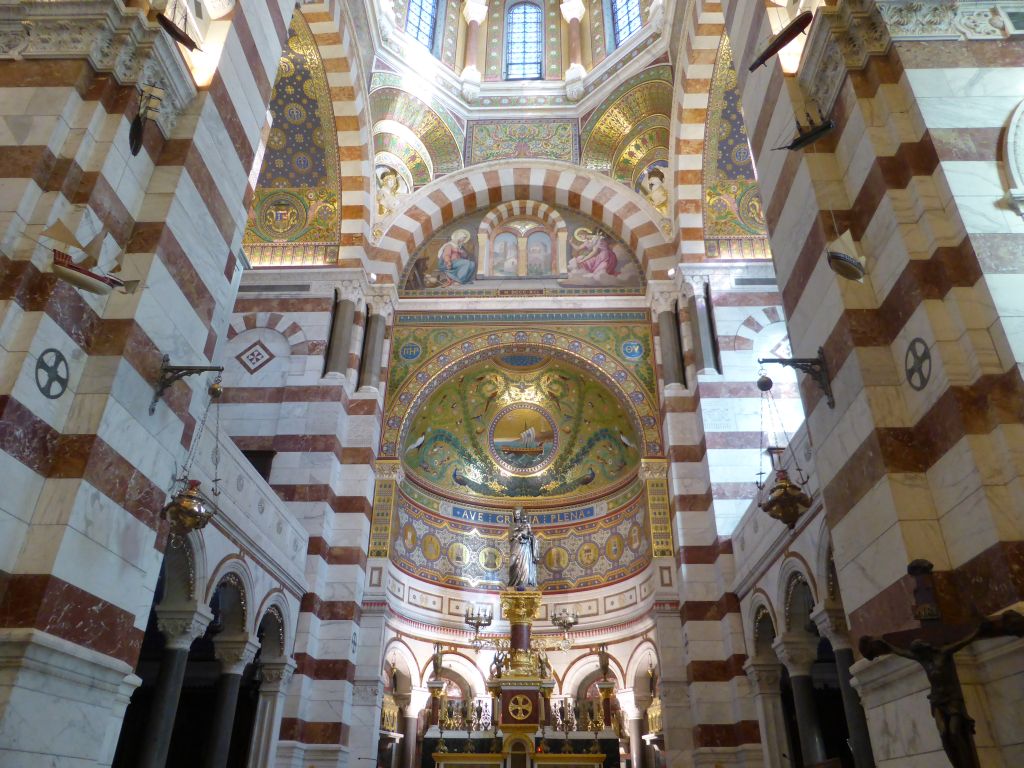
left=400, top=353, right=642, bottom=503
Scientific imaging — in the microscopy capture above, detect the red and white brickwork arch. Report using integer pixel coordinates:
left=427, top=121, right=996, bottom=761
left=369, top=160, right=676, bottom=280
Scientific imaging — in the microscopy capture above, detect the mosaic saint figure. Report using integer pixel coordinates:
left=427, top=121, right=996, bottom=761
left=642, top=166, right=669, bottom=217
left=376, top=167, right=402, bottom=218
left=437, top=229, right=477, bottom=285
left=568, top=228, right=618, bottom=277
left=508, top=506, right=538, bottom=589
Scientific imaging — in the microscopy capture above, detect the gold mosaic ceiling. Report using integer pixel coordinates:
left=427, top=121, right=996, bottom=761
left=368, top=85, right=464, bottom=185
left=400, top=354, right=642, bottom=504
left=580, top=65, right=673, bottom=185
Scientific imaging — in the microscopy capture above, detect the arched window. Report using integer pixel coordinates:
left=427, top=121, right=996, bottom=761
left=406, top=0, right=438, bottom=49
left=610, top=0, right=641, bottom=46
left=505, top=2, right=543, bottom=80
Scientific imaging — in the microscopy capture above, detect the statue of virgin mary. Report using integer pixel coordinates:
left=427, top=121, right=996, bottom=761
left=508, top=507, right=539, bottom=589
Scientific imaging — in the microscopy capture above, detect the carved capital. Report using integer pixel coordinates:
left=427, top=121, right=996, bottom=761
left=335, top=276, right=366, bottom=305
left=743, top=659, right=782, bottom=694
left=810, top=603, right=852, bottom=651
left=647, top=0, right=665, bottom=34
left=648, top=281, right=680, bottom=315
left=798, top=1, right=890, bottom=113
left=639, top=458, right=668, bottom=481
left=559, top=0, right=585, bottom=23
left=374, top=459, right=404, bottom=483
left=214, top=636, right=261, bottom=675
left=772, top=633, right=819, bottom=677
left=260, top=658, right=296, bottom=690
left=564, top=62, right=586, bottom=101
left=463, top=0, right=489, bottom=26
left=366, top=283, right=399, bottom=320
left=156, top=604, right=214, bottom=651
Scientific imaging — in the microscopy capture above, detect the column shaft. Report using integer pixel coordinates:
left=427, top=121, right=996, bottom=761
left=138, top=647, right=191, bottom=768
left=657, top=309, right=684, bottom=387
left=201, top=673, right=245, bottom=768
left=789, top=674, right=827, bottom=766
left=402, top=714, right=419, bottom=768
left=835, top=648, right=875, bottom=767
left=627, top=716, right=644, bottom=768
left=567, top=17, right=582, bottom=65
left=325, top=296, right=355, bottom=375
left=464, top=20, right=481, bottom=70
left=358, top=312, right=386, bottom=390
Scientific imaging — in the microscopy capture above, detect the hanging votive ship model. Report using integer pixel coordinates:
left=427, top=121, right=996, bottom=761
left=748, top=10, right=813, bottom=71
left=42, top=219, right=139, bottom=295
left=156, top=0, right=202, bottom=51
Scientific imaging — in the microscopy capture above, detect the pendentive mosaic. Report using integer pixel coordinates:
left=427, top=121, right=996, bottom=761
left=703, top=35, right=770, bottom=260
left=243, top=11, right=340, bottom=265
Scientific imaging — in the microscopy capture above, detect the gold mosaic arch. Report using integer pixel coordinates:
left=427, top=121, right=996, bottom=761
left=379, top=332, right=663, bottom=462
left=580, top=72, right=673, bottom=182
left=368, top=87, right=463, bottom=177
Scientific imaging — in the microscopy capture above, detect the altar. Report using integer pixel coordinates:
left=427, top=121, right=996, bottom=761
left=419, top=510, right=621, bottom=768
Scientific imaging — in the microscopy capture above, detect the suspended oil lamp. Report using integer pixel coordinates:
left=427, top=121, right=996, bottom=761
left=163, top=479, right=215, bottom=535
left=755, top=372, right=812, bottom=529
left=162, top=374, right=223, bottom=535
left=758, top=447, right=811, bottom=528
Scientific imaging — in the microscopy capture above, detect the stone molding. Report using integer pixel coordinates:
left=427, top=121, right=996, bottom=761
left=0, top=0, right=197, bottom=134
left=1007, top=98, right=1024, bottom=218
left=875, top=0, right=1020, bottom=40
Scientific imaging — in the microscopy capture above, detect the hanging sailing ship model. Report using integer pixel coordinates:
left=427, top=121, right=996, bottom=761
left=42, top=220, right=139, bottom=295
left=157, top=0, right=202, bottom=51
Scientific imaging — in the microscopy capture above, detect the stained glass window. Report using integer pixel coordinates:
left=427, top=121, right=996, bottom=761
left=406, top=0, right=438, bottom=49
left=505, top=2, right=543, bottom=80
left=611, top=0, right=641, bottom=46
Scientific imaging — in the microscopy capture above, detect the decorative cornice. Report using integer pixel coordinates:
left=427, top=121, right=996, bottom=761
left=875, top=0, right=1021, bottom=40
left=0, top=0, right=196, bottom=135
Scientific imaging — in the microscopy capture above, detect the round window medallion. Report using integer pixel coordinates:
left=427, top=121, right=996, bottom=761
left=487, top=402, right=558, bottom=475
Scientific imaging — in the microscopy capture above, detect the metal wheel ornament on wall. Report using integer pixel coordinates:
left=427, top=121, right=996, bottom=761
left=35, top=348, right=69, bottom=399
left=905, top=337, right=932, bottom=391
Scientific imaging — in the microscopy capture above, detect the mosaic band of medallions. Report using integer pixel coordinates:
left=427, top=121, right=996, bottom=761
left=389, top=485, right=652, bottom=592
left=379, top=329, right=663, bottom=462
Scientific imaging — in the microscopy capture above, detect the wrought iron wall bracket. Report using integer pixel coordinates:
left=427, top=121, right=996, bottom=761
left=150, top=354, right=224, bottom=414
left=758, top=347, right=835, bottom=409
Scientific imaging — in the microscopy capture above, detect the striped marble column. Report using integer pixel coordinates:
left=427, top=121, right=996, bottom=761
left=718, top=0, right=1024, bottom=762
left=0, top=0, right=295, bottom=762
